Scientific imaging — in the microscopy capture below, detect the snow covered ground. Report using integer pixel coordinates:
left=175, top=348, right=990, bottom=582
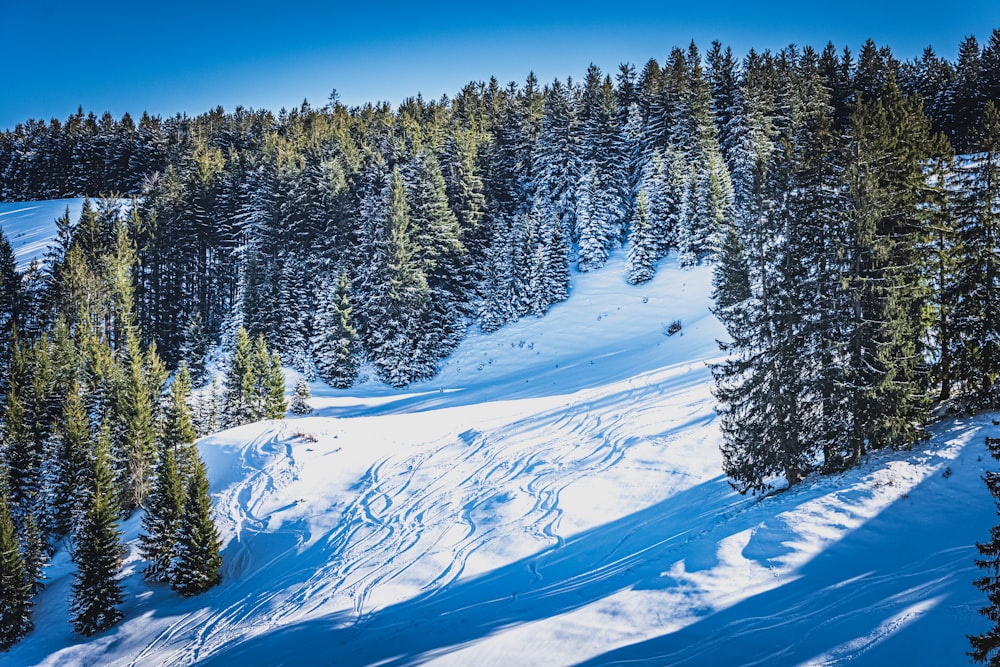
left=0, top=199, right=84, bottom=270
left=1, top=202, right=995, bottom=666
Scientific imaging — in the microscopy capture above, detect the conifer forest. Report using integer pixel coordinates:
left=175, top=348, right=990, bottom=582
left=3, top=30, right=1000, bottom=659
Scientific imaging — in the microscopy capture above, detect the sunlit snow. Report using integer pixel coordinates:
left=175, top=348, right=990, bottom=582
left=0, top=201, right=993, bottom=666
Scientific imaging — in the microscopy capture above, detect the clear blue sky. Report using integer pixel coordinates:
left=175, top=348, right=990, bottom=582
left=1, top=1, right=998, bottom=130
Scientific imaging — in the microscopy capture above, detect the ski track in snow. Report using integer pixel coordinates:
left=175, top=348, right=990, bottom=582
left=4, top=225, right=993, bottom=667
left=173, top=358, right=721, bottom=662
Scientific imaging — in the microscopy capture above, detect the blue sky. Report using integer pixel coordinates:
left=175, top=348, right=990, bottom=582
left=2, top=1, right=998, bottom=130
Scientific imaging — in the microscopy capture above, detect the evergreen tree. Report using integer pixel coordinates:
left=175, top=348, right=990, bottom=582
left=290, top=377, right=312, bottom=415
left=313, top=272, right=358, bottom=388
left=140, top=365, right=193, bottom=582
left=0, top=229, right=20, bottom=393
left=0, top=491, right=32, bottom=651
left=366, top=167, right=438, bottom=386
left=18, top=512, right=48, bottom=595
left=115, top=325, right=162, bottom=514
left=970, top=436, right=1000, bottom=665
left=195, top=375, right=221, bottom=438
left=840, top=76, right=935, bottom=464
left=180, top=311, right=210, bottom=387
left=70, top=424, right=126, bottom=637
left=953, top=101, right=1000, bottom=410
left=170, top=453, right=222, bottom=597
left=223, top=326, right=254, bottom=427
left=264, top=350, right=287, bottom=419
left=626, top=189, right=657, bottom=284
left=51, top=382, right=91, bottom=537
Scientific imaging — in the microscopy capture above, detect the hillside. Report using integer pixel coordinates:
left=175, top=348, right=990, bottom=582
left=0, top=205, right=996, bottom=666
left=0, top=199, right=87, bottom=269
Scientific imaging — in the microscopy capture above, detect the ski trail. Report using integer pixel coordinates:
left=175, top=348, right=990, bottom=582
left=168, top=356, right=722, bottom=664
left=136, top=421, right=308, bottom=663
left=276, top=361, right=711, bottom=626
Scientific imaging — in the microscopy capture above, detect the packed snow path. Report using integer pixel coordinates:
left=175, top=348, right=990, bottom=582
left=5, top=253, right=995, bottom=666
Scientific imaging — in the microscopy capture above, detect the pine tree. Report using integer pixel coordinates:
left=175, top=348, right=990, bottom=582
left=51, top=382, right=91, bottom=537
left=140, top=365, right=193, bottom=582
left=70, top=423, right=126, bottom=637
left=367, top=166, right=437, bottom=386
left=841, top=76, right=935, bottom=464
left=0, top=229, right=20, bottom=394
left=115, top=325, right=161, bottom=514
left=0, top=492, right=32, bottom=651
left=312, top=272, right=358, bottom=388
left=170, top=453, right=221, bottom=597
left=180, top=311, right=210, bottom=386
left=970, top=436, right=1000, bottom=665
left=195, top=375, right=221, bottom=437
left=953, top=101, right=1000, bottom=410
left=18, top=512, right=47, bottom=595
left=290, top=377, right=312, bottom=415
left=264, top=350, right=287, bottom=419
left=223, top=326, right=254, bottom=427
left=576, top=165, right=607, bottom=271
left=626, top=189, right=657, bottom=284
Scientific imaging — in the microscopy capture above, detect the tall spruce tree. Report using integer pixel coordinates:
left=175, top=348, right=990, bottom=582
left=140, top=365, right=194, bottom=582
left=51, top=382, right=91, bottom=537
left=312, top=272, right=358, bottom=388
left=0, top=491, right=32, bottom=651
left=264, top=350, right=287, bottom=419
left=953, top=101, right=1000, bottom=410
left=970, top=436, right=1000, bottom=665
left=170, top=453, right=222, bottom=597
left=840, top=76, right=935, bottom=464
left=223, top=326, right=254, bottom=427
left=626, top=189, right=657, bottom=284
left=70, top=423, right=126, bottom=637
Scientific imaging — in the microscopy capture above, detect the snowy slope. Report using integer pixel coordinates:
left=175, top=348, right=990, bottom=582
left=2, top=203, right=995, bottom=666
left=0, top=198, right=86, bottom=270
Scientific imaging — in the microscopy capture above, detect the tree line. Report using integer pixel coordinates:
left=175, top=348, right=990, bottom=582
left=0, top=198, right=295, bottom=649
left=2, top=29, right=1000, bottom=653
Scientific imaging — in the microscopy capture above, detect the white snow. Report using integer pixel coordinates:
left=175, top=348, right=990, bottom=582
left=0, top=199, right=85, bottom=270
left=1, top=203, right=995, bottom=666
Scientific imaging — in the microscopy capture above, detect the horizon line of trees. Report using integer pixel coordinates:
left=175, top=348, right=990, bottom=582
left=2, top=29, right=1000, bottom=655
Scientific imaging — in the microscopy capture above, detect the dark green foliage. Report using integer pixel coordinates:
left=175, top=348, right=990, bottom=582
left=625, top=189, right=657, bottom=284
left=170, top=454, right=222, bottom=597
left=840, top=76, right=935, bottom=463
left=223, top=326, right=255, bottom=427
left=0, top=492, right=32, bottom=651
left=970, top=436, right=1000, bottom=665
left=313, top=272, right=358, bottom=388
left=70, top=424, right=126, bottom=637
left=140, top=365, right=193, bottom=581
left=0, top=229, right=20, bottom=393
left=180, top=311, right=211, bottom=386
left=223, top=327, right=285, bottom=425
left=18, top=512, right=48, bottom=595
left=51, top=383, right=91, bottom=537
left=952, top=102, right=1000, bottom=411
left=264, top=349, right=288, bottom=419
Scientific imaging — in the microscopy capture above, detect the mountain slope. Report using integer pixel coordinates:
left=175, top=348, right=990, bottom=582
left=0, top=198, right=86, bottom=269
left=0, top=201, right=994, bottom=665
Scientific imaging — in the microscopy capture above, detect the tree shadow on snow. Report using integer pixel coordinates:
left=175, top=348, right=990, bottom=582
left=198, top=474, right=756, bottom=665
left=201, top=425, right=993, bottom=667
left=575, top=436, right=993, bottom=667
